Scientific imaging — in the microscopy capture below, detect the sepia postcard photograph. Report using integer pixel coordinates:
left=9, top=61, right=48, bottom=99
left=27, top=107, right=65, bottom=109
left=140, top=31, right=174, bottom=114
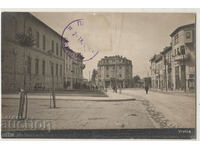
left=1, top=10, right=196, bottom=139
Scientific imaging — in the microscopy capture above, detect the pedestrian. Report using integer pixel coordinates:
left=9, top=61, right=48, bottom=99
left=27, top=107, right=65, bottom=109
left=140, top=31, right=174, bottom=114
left=145, top=85, right=149, bottom=94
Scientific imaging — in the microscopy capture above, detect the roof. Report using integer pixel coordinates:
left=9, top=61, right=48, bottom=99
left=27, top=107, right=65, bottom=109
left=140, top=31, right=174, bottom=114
left=150, top=55, right=157, bottom=62
left=161, top=46, right=172, bottom=55
left=170, top=23, right=195, bottom=37
left=150, top=54, right=162, bottom=63
left=8, top=12, right=68, bottom=42
left=65, top=47, right=84, bottom=59
left=103, top=55, right=131, bottom=62
left=155, top=54, right=162, bottom=63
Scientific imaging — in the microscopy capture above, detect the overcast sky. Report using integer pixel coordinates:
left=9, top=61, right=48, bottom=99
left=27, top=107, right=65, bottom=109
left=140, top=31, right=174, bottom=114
left=31, top=12, right=195, bottom=79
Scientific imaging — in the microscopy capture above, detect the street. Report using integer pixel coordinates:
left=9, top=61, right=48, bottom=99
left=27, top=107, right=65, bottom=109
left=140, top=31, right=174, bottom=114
left=2, top=89, right=195, bottom=131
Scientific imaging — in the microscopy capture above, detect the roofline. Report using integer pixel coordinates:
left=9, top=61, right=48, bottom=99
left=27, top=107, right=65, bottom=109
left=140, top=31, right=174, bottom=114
left=155, top=55, right=162, bottom=63
left=149, top=55, right=156, bottom=62
left=170, top=23, right=195, bottom=37
left=23, top=12, right=68, bottom=42
left=161, top=46, right=172, bottom=54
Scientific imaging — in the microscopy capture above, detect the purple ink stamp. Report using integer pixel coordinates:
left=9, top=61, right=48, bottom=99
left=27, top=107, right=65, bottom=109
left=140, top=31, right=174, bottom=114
left=61, top=19, right=99, bottom=62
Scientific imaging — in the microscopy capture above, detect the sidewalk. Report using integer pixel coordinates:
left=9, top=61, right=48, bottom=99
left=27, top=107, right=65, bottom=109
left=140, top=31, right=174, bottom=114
left=2, top=90, right=135, bottom=101
left=149, top=88, right=195, bottom=97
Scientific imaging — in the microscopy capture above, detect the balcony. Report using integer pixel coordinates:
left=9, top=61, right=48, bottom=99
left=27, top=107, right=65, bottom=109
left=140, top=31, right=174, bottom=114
left=174, top=54, right=186, bottom=61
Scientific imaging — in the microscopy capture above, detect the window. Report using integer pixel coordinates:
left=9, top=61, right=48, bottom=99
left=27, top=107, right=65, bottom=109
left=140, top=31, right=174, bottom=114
left=60, top=64, right=62, bottom=76
left=119, top=66, right=122, bottom=69
left=56, top=43, right=59, bottom=56
left=113, top=66, right=115, bottom=69
left=35, top=58, right=39, bottom=75
left=119, top=74, right=122, bottom=78
left=60, top=45, right=63, bottom=57
left=27, top=27, right=32, bottom=37
left=36, top=31, right=39, bottom=48
left=177, top=48, right=180, bottom=55
left=180, top=46, right=185, bottom=55
left=106, top=66, right=109, bottom=70
left=186, top=32, right=191, bottom=39
left=106, top=74, right=109, bottom=78
left=174, top=34, right=179, bottom=45
left=42, top=35, right=46, bottom=50
left=50, top=63, right=54, bottom=75
left=52, top=40, right=54, bottom=52
left=56, top=64, right=58, bottom=76
left=27, top=56, right=31, bottom=74
left=42, top=60, right=45, bottom=75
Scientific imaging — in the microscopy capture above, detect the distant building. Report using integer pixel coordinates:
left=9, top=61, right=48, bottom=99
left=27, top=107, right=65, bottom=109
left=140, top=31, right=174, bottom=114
left=97, top=55, right=133, bottom=88
left=150, top=23, right=195, bottom=92
left=1, top=12, right=85, bottom=92
left=161, top=46, right=173, bottom=91
left=150, top=54, right=164, bottom=90
left=64, top=48, right=85, bottom=89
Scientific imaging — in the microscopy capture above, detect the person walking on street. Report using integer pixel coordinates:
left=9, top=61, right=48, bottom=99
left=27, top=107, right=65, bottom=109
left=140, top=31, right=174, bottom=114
left=145, top=85, right=149, bottom=94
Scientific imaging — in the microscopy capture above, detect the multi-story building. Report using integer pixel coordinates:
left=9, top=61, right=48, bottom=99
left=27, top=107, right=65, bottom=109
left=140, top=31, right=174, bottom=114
left=161, top=46, right=173, bottom=91
left=97, top=55, right=132, bottom=88
left=64, top=48, right=85, bottom=89
left=150, top=54, right=164, bottom=90
left=2, top=12, right=85, bottom=92
left=170, top=23, right=195, bottom=91
left=150, top=23, right=195, bottom=92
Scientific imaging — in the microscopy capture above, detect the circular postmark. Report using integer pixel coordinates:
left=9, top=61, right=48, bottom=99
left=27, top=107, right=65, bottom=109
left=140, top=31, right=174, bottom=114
left=61, top=19, right=99, bottom=62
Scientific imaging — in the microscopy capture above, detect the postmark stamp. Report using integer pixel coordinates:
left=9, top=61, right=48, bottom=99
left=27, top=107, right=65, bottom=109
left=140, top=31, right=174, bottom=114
left=61, top=19, right=99, bottom=62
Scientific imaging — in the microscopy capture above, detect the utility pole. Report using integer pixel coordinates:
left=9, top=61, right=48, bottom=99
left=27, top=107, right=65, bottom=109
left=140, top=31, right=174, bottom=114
left=181, top=46, right=186, bottom=92
left=164, top=55, right=168, bottom=92
left=115, top=56, right=117, bottom=93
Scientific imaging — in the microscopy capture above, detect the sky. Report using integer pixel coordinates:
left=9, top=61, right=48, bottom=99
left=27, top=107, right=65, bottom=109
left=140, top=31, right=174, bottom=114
left=31, top=12, right=195, bottom=79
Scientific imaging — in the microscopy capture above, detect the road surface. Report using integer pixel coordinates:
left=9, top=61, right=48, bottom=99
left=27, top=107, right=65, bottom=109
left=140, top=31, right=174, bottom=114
left=2, top=89, right=195, bottom=131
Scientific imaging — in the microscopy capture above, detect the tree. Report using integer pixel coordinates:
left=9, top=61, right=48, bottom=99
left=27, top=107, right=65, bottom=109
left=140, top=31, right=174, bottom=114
left=133, top=75, right=140, bottom=83
left=16, top=32, right=35, bottom=119
left=91, top=69, right=98, bottom=84
left=132, top=75, right=141, bottom=87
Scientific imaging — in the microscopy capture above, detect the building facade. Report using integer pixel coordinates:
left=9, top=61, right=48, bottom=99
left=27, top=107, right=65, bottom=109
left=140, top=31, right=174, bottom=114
left=170, top=24, right=195, bottom=91
left=150, top=54, right=164, bottom=90
left=64, top=48, right=85, bottom=89
left=150, top=23, right=195, bottom=92
left=2, top=12, right=85, bottom=92
left=97, top=56, right=133, bottom=88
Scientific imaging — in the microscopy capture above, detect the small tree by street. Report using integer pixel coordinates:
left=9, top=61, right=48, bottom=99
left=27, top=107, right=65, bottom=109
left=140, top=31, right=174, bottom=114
left=15, top=32, right=35, bottom=119
left=91, top=69, right=98, bottom=84
left=132, top=75, right=141, bottom=88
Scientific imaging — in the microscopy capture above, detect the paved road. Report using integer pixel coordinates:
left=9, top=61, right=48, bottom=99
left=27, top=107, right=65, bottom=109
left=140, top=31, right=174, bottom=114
left=2, top=89, right=195, bottom=131
left=121, top=88, right=195, bottom=128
